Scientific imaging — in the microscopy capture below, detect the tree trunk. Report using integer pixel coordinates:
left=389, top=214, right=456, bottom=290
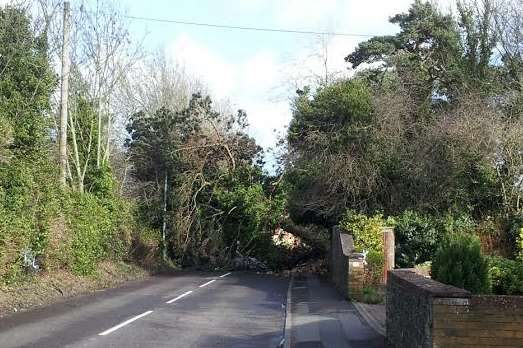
left=58, top=1, right=71, bottom=187
left=279, top=218, right=329, bottom=252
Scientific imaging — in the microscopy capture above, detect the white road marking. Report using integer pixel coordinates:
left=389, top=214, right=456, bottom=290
left=219, top=272, right=231, bottom=278
left=166, top=290, right=193, bottom=304
left=199, top=279, right=216, bottom=288
left=98, top=310, right=153, bottom=336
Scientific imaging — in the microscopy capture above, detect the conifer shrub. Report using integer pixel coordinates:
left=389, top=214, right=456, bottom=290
left=432, top=233, right=490, bottom=294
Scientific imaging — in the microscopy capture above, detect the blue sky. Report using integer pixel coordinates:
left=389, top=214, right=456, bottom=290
left=111, top=0, right=456, bottom=157
left=22, top=0, right=450, bottom=164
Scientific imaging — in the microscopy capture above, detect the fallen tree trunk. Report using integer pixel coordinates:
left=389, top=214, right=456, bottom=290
left=279, top=218, right=330, bottom=253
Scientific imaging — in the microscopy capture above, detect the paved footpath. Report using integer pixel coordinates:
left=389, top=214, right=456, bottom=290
left=286, top=273, right=385, bottom=348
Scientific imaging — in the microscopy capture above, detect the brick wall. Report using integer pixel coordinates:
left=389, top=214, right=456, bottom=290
left=387, top=270, right=523, bottom=348
left=433, top=295, right=523, bottom=347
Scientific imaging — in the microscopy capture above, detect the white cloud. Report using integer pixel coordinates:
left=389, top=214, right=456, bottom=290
left=164, top=0, right=462, bottom=168
left=275, top=0, right=339, bottom=27
left=167, top=33, right=237, bottom=100
left=166, top=33, right=289, bottom=154
left=240, top=50, right=279, bottom=96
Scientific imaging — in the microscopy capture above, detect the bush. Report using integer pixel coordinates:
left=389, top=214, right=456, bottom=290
left=488, top=256, right=523, bottom=295
left=63, top=193, right=132, bottom=275
left=365, top=250, right=384, bottom=286
left=507, top=214, right=523, bottom=258
left=432, top=233, right=490, bottom=294
left=436, top=214, right=476, bottom=236
left=340, top=211, right=384, bottom=253
left=393, top=211, right=440, bottom=268
left=362, top=286, right=384, bottom=304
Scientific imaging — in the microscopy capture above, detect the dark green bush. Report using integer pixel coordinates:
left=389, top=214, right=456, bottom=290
left=393, top=211, right=440, bottom=268
left=507, top=214, right=523, bottom=258
left=362, top=286, right=384, bottom=304
left=432, top=233, right=490, bottom=294
left=488, top=256, right=523, bottom=295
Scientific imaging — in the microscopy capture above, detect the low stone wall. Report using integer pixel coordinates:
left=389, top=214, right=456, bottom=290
left=329, top=226, right=364, bottom=300
left=387, top=270, right=523, bottom=348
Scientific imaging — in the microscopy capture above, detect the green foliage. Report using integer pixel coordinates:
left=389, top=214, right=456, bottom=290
left=127, top=94, right=285, bottom=267
left=340, top=211, right=388, bottom=287
left=63, top=192, right=132, bottom=276
left=0, top=7, right=56, bottom=158
left=432, top=233, right=490, bottom=294
left=437, top=214, right=477, bottom=236
left=507, top=214, right=523, bottom=258
left=362, top=286, right=384, bottom=304
left=488, top=256, right=523, bottom=295
left=393, top=211, right=440, bottom=268
left=0, top=159, right=60, bottom=282
left=0, top=7, right=60, bottom=283
left=365, top=250, right=385, bottom=286
left=286, top=79, right=375, bottom=224
left=85, top=165, right=117, bottom=199
left=340, top=211, right=385, bottom=253
left=215, top=176, right=286, bottom=253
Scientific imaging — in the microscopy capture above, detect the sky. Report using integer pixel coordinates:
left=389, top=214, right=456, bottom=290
left=18, top=0, right=453, bottom=165
left=115, top=0, right=422, bottom=154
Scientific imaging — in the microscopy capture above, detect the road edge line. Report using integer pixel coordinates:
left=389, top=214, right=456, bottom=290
left=281, top=271, right=294, bottom=348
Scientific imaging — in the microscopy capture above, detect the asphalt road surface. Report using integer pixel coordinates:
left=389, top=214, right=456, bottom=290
left=0, top=272, right=288, bottom=348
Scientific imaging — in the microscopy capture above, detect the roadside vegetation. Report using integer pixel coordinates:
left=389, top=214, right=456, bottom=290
left=0, top=0, right=522, bottom=313
left=0, top=0, right=288, bottom=299
left=282, top=0, right=523, bottom=295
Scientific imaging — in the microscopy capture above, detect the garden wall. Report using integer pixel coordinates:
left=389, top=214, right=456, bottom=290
left=329, top=226, right=365, bottom=300
left=387, top=270, right=523, bottom=348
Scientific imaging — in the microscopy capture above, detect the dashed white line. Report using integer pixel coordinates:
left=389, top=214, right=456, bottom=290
left=98, top=310, right=153, bottom=336
left=219, top=272, right=232, bottom=278
left=199, top=279, right=216, bottom=288
left=166, top=290, right=193, bottom=304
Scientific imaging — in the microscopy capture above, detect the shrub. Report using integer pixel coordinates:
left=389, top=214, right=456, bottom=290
left=362, top=286, right=384, bottom=304
left=393, top=211, right=440, bottom=268
left=432, top=233, right=490, bottom=294
left=437, top=214, right=476, bottom=236
left=341, top=211, right=388, bottom=287
left=63, top=193, right=132, bottom=275
left=340, top=211, right=384, bottom=253
left=488, top=256, right=523, bottom=295
left=365, top=250, right=384, bottom=286
left=507, top=214, right=523, bottom=257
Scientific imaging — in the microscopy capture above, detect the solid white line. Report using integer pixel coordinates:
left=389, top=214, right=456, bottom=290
left=219, top=272, right=231, bottom=278
left=166, top=290, right=193, bottom=304
left=199, top=279, right=216, bottom=288
left=98, top=310, right=153, bottom=336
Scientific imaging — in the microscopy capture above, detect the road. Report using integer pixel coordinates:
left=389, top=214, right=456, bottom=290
left=0, top=271, right=385, bottom=348
left=0, top=272, right=287, bottom=348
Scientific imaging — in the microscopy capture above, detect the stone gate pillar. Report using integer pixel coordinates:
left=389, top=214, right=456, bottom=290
left=382, top=227, right=395, bottom=284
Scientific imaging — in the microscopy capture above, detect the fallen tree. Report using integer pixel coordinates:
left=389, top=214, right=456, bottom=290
left=279, top=217, right=330, bottom=253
